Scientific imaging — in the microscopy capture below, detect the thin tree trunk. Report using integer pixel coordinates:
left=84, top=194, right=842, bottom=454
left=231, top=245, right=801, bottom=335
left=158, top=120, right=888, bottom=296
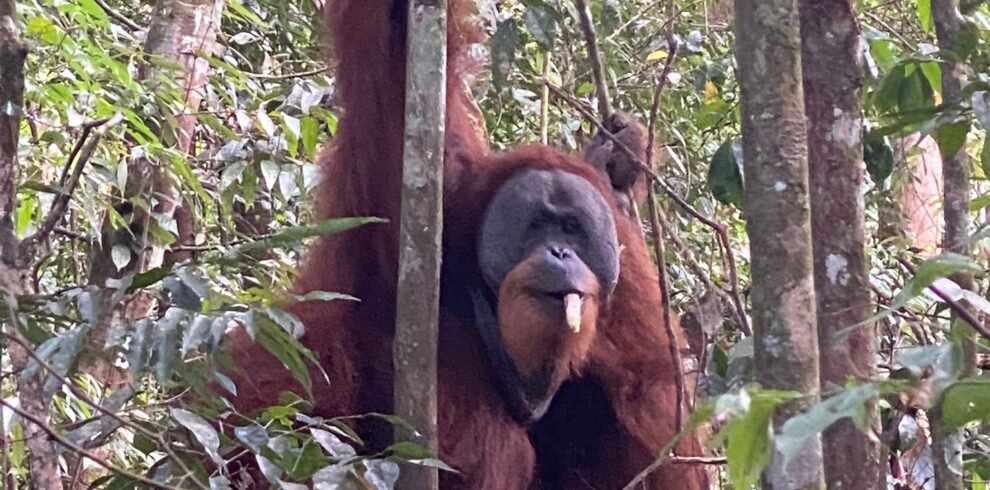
left=800, top=1, right=882, bottom=488
left=931, top=1, right=975, bottom=489
left=735, top=0, right=824, bottom=488
left=393, top=1, right=446, bottom=488
left=0, top=4, right=63, bottom=488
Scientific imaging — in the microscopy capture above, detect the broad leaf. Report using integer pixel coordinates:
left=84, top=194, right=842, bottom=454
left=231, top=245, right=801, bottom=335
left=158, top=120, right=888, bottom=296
left=707, top=140, right=745, bottom=209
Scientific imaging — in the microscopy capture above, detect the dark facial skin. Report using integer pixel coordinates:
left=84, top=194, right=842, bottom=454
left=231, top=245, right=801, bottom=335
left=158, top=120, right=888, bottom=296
left=478, top=169, right=619, bottom=299
left=473, top=169, right=620, bottom=422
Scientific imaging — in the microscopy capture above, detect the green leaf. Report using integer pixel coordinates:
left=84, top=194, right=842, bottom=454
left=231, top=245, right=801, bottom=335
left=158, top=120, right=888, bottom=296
left=257, top=319, right=313, bottom=398
left=523, top=5, right=558, bottom=51
left=301, top=116, right=320, bottom=160
left=285, top=440, right=329, bottom=481
left=310, top=428, right=357, bottom=457
left=127, top=319, right=153, bottom=376
left=182, top=315, right=213, bottom=355
left=981, top=138, right=990, bottom=179
left=387, top=441, right=434, bottom=459
left=707, top=140, right=745, bottom=209
left=233, top=217, right=386, bottom=256
left=363, top=459, right=400, bottom=488
left=153, top=308, right=185, bottom=382
left=164, top=276, right=202, bottom=312
left=723, top=393, right=777, bottom=489
left=899, top=67, right=933, bottom=112
left=917, top=0, right=932, bottom=33
left=491, top=20, right=519, bottom=91
left=111, top=244, right=132, bottom=271
left=891, top=254, right=982, bottom=310
left=171, top=408, right=222, bottom=464
left=294, top=291, right=359, bottom=304
left=864, top=137, right=894, bottom=184
left=918, top=61, right=941, bottom=98
left=941, top=378, right=990, bottom=429
left=873, top=64, right=906, bottom=113
left=225, top=0, right=269, bottom=28
left=265, top=308, right=306, bottom=339
left=972, top=193, right=990, bottom=212
left=956, top=23, right=980, bottom=60
left=934, top=121, right=969, bottom=157
left=235, top=424, right=269, bottom=453
left=776, top=384, right=880, bottom=468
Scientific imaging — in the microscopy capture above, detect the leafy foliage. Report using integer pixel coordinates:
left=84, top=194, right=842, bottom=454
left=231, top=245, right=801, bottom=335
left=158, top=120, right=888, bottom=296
left=6, top=0, right=990, bottom=487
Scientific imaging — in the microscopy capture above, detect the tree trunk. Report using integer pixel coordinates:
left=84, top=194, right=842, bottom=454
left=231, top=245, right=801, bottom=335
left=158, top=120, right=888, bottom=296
left=800, top=1, right=882, bottom=488
left=393, top=1, right=446, bottom=488
left=0, top=5, right=64, bottom=488
left=84, top=0, right=223, bottom=385
left=931, top=1, right=975, bottom=489
left=735, top=0, right=824, bottom=488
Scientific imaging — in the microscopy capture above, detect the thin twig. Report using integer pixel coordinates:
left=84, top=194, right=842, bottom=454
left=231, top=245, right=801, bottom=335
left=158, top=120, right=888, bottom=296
left=92, top=0, right=141, bottom=31
left=604, top=0, right=666, bottom=42
left=667, top=455, right=727, bottom=465
left=4, top=334, right=210, bottom=490
left=897, top=256, right=990, bottom=341
left=0, top=399, right=183, bottom=490
left=621, top=415, right=700, bottom=490
left=540, top=52, right=550, bottom=145
left=573, top=0, right=611, bottom=118
left=643, top=0, right=684, bottom=433
left=22, top=114, right=124, bottom=260
left=246, top=66, right=332, bottom=80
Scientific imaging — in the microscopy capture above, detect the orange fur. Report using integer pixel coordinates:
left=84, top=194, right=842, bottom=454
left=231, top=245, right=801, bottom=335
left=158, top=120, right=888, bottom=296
left=220, top=0, right=708, bottom=488
left=497, top=252, right=599, bottom=378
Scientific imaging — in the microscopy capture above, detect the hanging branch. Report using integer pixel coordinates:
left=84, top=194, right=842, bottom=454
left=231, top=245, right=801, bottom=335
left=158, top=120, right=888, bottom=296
left=574, top=0, right=611, bottom=118
left=643, top=0, right=684, bottom=432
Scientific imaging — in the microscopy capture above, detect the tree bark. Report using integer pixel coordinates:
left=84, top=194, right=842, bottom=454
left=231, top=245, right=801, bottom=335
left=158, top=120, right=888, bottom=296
left=932, top=1, right=974, bottom=489
left=393, top=1, right=446, bottom=488
left=800, top=1, right=882, bottom=488
left=735, top=0, right=824, bottom=488
left=0, top=7, right=64, bottom=488
left=85, top=0, right=223, bottom=385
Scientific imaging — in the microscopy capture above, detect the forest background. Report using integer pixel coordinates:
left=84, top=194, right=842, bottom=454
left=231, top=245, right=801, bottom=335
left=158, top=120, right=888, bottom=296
left=0, top=0, right=989, bottom=488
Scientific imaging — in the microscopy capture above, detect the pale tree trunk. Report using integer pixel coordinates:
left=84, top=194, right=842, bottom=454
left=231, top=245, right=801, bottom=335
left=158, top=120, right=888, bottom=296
left=735, top=0, right=824, bottom=488
left=0, top=0, right=64, bottom=486
left=84, top=0, right=223, bottom=386
left=393, top=1, right=446, bottom=489
left=800, top=1, right=882, bottom=488
left=931, top=1, right=975, bottom=489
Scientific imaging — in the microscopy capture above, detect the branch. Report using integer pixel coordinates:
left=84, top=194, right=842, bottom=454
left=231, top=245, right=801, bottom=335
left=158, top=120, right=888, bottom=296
left=92, top=0, right=141, bottom=31
left=573, top=0, right=611, bottom=118
left=20, top=114, right=124, bottom=262
left=897, top=257, right=990, bottom=342
left=667, top=455, right=727, bottom=465
left=245, top=66, right=332, bottom=80
left=621, top=417, right=701, bottom=490
left=4, top=333, right=210, bottom=490
left=643, top=0, right=683, bottom=432
left=0, top=398, right=184, bottom=490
